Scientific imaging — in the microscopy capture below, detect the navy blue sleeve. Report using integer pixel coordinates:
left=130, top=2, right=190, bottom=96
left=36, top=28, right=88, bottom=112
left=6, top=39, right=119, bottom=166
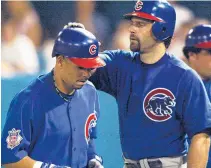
left=203, top=80, right=211, bottom=102
left=182, top=70, right=211, bottom=138
left=90, top=50, right=123, bottom=98
left=1, top=93, right=33, bottom=164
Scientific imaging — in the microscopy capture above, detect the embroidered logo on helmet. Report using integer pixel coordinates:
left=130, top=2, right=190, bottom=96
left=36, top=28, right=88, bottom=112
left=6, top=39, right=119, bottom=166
left=6, top=128, right=23, bottom=149
left=89, top=44, right=97, bottom=55
left=135, top=0, right=143, bottom=10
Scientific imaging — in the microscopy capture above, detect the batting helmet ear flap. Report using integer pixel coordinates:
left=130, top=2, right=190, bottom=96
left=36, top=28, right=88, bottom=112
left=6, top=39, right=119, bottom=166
left=152, top=22, right=166, bottom=41
left=152, top=22, right=173, bottom=41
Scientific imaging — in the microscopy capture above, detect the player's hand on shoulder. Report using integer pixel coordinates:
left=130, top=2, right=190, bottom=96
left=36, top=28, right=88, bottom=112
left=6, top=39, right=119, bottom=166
left=64, top=22, right=85, bottom=29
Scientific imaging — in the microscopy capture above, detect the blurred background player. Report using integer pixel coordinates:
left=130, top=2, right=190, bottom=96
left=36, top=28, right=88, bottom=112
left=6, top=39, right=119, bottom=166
left=1, top=23, right=105, bottom=168
left=183, top=24, right=211, bottom=168
left=168, top=18, right=210, bottom=62
left=183, top=24, right=211, bottom=101
left=1, top=1, right=42, bottom=77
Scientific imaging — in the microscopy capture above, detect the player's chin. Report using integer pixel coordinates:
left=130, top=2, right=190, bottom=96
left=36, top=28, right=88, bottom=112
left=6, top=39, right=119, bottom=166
left=74, top=81, right=86, bottom=88
left=130, top=43, right=140, bottom=52
left=73, top=85, right=83, bottom=90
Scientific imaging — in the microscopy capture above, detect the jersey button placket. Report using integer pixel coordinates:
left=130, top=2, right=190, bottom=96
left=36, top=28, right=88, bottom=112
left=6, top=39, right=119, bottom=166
left=68, top=101, right=77, bottom=154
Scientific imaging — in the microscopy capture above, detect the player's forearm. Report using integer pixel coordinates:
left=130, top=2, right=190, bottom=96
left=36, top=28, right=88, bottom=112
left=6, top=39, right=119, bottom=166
left=3, top=156, right=70, bottom=168
left=3, top=156, right=36, bottom=168
left=187, top=133, right=210, bottom=168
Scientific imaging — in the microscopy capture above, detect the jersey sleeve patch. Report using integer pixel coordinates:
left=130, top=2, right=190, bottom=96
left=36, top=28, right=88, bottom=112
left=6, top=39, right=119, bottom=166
left=6, top=128, right=23, bottom=150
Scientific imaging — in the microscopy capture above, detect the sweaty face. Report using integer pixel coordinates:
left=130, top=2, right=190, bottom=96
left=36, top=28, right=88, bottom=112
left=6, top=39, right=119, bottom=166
left=129, top=17, right=155, bottom=52
left=192, top=50, right=211, bottom=80
left=60, top=57, right=96, bottom=90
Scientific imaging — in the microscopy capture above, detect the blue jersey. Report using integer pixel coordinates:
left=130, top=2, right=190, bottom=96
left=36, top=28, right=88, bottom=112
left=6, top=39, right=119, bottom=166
left=90, top=50, right=211, bottom=160
left=2, top=71, right=100, bottom=168
left=204, top=79, right=211, bottom=168
left=204, top=79, right=211, bottom=102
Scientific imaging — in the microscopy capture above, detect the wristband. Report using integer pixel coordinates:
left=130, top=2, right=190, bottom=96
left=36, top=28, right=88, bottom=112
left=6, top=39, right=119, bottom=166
left=33, top=161, right=70, bottom=168
left=33, top=161, right=43, bottom=168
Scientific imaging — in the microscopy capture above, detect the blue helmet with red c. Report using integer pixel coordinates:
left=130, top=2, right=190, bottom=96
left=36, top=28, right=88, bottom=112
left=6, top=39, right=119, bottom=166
left=124, top=0, right=176, bottom=41
left=184, top=24, right=211, bottom=49
left=52, top=25, right=105, bottom=68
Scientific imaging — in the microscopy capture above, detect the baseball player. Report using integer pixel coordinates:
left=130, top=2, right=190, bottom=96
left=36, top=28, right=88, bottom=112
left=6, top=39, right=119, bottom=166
left=89, top=0, right=211, bottom=168
left=2, top=23, right=105, bottom=168
left=183, top=24, right=211, bottom=168
left=183, top=24, right=211, bottom=102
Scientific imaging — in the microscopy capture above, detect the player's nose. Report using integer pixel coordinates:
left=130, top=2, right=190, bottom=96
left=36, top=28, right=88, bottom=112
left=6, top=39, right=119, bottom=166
left=82, top=69, right=92, bottom=78
left=129, top=24, right=136, bottom=33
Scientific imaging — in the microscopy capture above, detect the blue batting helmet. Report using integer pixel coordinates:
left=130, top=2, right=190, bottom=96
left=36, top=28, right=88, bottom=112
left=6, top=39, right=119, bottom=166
left=184, top=24, right=211, bottom=49
left=124, top=0, right=176, bottom=41
left=52, top=25, right=105, bottom=68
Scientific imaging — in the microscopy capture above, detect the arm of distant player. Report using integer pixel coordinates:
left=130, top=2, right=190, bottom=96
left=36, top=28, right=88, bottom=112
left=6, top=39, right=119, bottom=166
left=187, top=132, right=210, bottom=168
left=181, top=70, right=211, bottom=168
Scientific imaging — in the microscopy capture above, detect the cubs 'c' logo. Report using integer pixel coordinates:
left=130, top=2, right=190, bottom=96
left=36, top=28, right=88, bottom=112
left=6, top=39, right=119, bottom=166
left=85, top=113, right=97, bottom=144
left=89, top=44, right=97, bottom=55
left=143, top=88, right=176, bottom=122
left=135, top=0, right=143, bottom=10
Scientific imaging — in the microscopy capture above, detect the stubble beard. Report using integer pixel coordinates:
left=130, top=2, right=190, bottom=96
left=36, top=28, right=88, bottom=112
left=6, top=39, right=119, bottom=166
left=130, top=40, right=140, bottom=52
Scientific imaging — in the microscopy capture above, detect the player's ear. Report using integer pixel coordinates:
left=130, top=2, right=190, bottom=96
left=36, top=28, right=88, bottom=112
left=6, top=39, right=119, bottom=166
left=56, top=55, right=65, bottom=67
left=188, top=52, right=197, bottom=61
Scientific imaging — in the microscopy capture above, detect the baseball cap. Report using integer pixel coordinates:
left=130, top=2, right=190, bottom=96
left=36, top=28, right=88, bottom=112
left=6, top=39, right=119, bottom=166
left=52, top=27, right=106, bottom=69
left=185, top=24, right=211, bottom=49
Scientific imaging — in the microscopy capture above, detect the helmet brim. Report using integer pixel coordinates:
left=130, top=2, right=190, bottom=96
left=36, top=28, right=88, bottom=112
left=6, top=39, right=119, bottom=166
left=195, top=41, right=211, bottom=49
left=69, top=56, right=106, bottom=68
left=124, top=12, right=164, bottom=22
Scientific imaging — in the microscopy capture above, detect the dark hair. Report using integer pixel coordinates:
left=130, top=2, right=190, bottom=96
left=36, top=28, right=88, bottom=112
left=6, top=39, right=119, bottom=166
left=163, top=37, right=172, bottom=49
left=183, top=47, right=203, bottom=59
